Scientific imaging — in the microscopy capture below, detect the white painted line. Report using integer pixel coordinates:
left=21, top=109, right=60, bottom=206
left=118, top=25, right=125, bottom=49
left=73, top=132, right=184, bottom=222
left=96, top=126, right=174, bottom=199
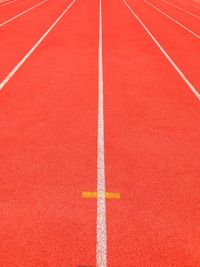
left=161, top=0, right=200, bottom=19
left=97, top=0, right=107, bottom=266
left=122, top=0, right=200, bottom=101
left=0, top=0, right=77, bottom=91
left=0, top=0, right=18, bottom=7
left=0, top=0, right=48, bottom=27
left=144, top=0, right=200, bottom=38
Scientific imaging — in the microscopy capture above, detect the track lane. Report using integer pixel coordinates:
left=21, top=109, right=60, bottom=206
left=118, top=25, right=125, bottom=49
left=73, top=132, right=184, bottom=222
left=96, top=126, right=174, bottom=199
left=125, top=0, right=200, bottom=96
left=161, top=0, right=200, bottom=17
left=0, top=0, right=77, bottom=90
left=103, top=0, right=200, bottom=265
left=0, top=0, right=99, bottom=266
left=144, top=0, right=200, bottom=38
left=0, top=0, right=48, bottom=28
left=0, top=0, right=75, bottom=82
left=148, top=0, right=200, bottom=34
left=168, top=0, right=200, bottom=13
left=0, top=0, right=47, bottom=23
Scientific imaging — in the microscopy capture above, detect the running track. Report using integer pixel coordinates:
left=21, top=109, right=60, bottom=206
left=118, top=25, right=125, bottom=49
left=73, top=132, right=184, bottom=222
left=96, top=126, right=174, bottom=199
left=0, top=0, right=199, bottom=266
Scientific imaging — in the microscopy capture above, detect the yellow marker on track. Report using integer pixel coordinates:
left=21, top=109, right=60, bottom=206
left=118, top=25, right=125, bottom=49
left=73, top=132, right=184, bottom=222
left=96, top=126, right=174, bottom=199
left=82, top=192, right=120, bottom=200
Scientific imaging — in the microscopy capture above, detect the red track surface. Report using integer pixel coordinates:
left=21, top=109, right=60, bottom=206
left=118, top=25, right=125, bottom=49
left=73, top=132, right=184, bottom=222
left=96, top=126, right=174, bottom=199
left=0, top=0, right=200, bottom=266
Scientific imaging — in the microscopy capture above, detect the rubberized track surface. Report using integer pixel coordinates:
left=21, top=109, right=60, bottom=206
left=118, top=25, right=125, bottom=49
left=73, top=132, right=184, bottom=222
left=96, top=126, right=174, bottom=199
left=0, top=0, right=199, bottom=266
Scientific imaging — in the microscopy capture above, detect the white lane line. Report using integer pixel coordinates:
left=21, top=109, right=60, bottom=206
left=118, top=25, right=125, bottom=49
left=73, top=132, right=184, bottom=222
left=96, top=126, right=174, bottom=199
left=161, top=0, right=200, bottom=19
left=97, top=0, right=107, bottom=266
left=0, top=0, right=18, bottom=7
left=144, top=0, right=200, bottom=38
left=0, top=0, right=48, bottom=27
left=0, top=0, right=77, bottom=91
left=122, top=0, right=200, bottom=101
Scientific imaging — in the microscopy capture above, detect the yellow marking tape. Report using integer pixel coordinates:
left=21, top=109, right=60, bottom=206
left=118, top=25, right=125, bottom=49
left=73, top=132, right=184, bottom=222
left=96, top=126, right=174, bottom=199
left=82, top=192, right=120, bottom=200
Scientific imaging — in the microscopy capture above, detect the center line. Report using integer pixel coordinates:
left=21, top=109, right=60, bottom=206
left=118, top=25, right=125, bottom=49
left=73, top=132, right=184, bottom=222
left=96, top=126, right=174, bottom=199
left=97, top=0, right=107, bottom=266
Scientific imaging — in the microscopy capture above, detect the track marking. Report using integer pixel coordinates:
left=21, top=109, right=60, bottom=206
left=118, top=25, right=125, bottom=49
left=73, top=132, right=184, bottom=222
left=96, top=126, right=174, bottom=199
left=122, top=0, right=200, bottom=101
left=144, top=0, right=200, bottom=38
left=0, top=0, right=18, bottom=7
left=161, top=0, right=200, bottom=19
left=0, top=0, right=77, bottom=91
left=97, top=0, right=107, bottom=266
left=0, top=0, right=48, bottom=27
left=82, top=192, right=120, bottom=200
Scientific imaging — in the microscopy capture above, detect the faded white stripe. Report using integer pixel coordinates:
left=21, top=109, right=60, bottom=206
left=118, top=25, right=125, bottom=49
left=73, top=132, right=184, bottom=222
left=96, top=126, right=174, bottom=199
left=0, top=0, right=18, bottom=7
left=97, top=0, right=107, bottom=266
